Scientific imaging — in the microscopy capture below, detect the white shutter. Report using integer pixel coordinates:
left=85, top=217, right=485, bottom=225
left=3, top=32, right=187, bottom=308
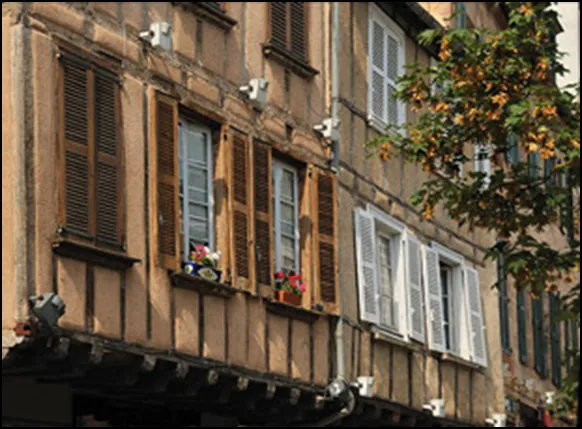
left=355, top=209, right=379, bottom=324
left=464, top=266, right=488, bottom=367
left=423, top=246, right=446, bottom=352
left=475, top=145, right=491, bottom=188
left=369, top=19, right=386, bottom=123
left=405, top=233, right=425, bottom=342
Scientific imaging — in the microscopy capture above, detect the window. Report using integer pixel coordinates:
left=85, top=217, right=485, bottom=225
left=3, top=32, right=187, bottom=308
left=475, top=144, right=492, bottom=188
left=273, top=160, right=299, bottom=274
left=498, top=252, right=511, bottom=354
left=269, top=2, right=306, bottom=61
left=549, top=293, right=562, bottom=386
left=517, top=289, right=528, bottom=364
left=528, top=151, right=541, bottom=179
left=59, top=53, right=123, bottom=249
left=377, top=235, right=397, bottom=330
left=179, top=118, right=214, bottom=259
left=544, top=157, right=557, bottom=185
left=456, top=2, right=467, bottom=29
left=368, top=4, right=406, bottom=129
left=532, top=294, right=546, bottom=377
left=506, top=133, right=520, bottom=165
left=440, top=264, right=455, bottom=351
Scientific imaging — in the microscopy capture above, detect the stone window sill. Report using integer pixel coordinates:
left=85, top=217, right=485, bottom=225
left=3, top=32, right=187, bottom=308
left=439, top=352, right=482, bottom=371
left=371, top=327, right=423, bottom=352
left=262, top=43, right=318, bottom=79
left=52, top=238, right=140, bottom=271
left=171, top=272, right=238, bottom=298
left=266, top=299, right=325, bottom=323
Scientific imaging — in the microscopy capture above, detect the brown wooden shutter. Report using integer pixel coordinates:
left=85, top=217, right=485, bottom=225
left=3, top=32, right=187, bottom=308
left=94, top=72, right=121, bottom=247
left=317, top=170, right=337, bottom=304
left=156, top=94, right=180, bottom=270
left=254, top=141, right=273, bottom=289
left=232, top=134, right=251, bottom=287
left=62, top=58, right=91, bottom=237
left=290, top=2, right=306, bottom=60
left=270, top=3, right=288, bottom=49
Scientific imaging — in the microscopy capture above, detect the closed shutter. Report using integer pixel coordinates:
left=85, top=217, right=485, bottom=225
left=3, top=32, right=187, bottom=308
left=423, top=246, right=445, bottom=352
left=369, top=18, right=386, bottom=123
left=506, top=133, right=519, bottom=165
left=254, top=141, right=273, bottom=288
left=528, top=152, right=540, bottom=179
left=517, top=290, right=528, bottom=363
left=270, top=3, right=288, bottom=49
left=156, top=94, right=180, bottom=270
left=232, top=134, right=250, bottom=287
left=549, top=293, right=561, bottom=386
left=62, top=58, right=91, bottom=237
left=290, top=2, right=306, bottom=61
left=532, top=295, right=546, bottom=376
left=317, top=170, right=337, bottom=303
left=94, top=72, right=121, bottom=247
left=354, top=209, right=379, bottom=324
left=406, top=234, right=425, bottom=343
left=498, top=254, right=510, bottom=353
left=464, top=266, right=487, bottom=366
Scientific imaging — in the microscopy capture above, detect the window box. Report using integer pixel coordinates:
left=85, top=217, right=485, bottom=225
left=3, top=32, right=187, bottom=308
left=183, top=262, right=222, bottom=283
left=171, top=272, right=236, bottom=298
left=275, top=290, right=302, bottom=307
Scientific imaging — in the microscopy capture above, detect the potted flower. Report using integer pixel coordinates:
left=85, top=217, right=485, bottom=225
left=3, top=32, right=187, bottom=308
left=184, top=245, right=222, bottom=282
left=274, top=271, right=306, bottom=306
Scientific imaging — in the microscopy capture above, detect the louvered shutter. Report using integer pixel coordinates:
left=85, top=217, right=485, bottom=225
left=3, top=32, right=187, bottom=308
left=517, top=290, right=528, bottom=363
left=95, top=72, right=121, bottom=247
left=317, top=170, right=337, bottom=303
left=386, top=31, right=400, bottom=126
left=464, top=266, right=487, bottom=366
left=507, top=133, right=519, bottom=165
left=232, top=134, right=250, bottom=287
left=406, top=233, right=425, bottom=342
left=290, top=2, right=306, bottom=60
left=532, top=295, right=546, bottom=376
left=156, top=94, right=180, bottom=270
left=254, top=141, right=273, bottom=288
left=270, top=3, right=287, bottom=49
left=549, top=293, right=562, bottom=386
left=369, top=18, right=386, bottom=123
left=498, top=254, right=510, bottom=353
left=62, top=58, right=91, bottom=236
left=423, top=246, right=445, bottom=352
left=355, top=209, right=379, bottom=324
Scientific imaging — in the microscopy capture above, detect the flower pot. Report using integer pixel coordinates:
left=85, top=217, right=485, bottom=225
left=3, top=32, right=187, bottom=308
left=276, top=290, right=302, bottom=306
left=183, top=262, right=222, bottom=283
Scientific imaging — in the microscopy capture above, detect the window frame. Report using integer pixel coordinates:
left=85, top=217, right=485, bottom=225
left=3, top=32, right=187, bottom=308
left=178, top=117, right=215, bottom=260
left=368, top=3, right=406, bottom=131
left=376, top=232, right=398, bottom=332
left=474, top=143, right=492, bottom=188
left=272, top=159, right=300, bottom=274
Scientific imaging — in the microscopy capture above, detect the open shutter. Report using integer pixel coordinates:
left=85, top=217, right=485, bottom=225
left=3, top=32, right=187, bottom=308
left=94, top=71, right=121, bottom=247
left=62, top=58, right=91, bottom=237
left=406, top=233, right=425, bottom=342
left=317, top=170, right=337, bottom=304
left=386, top=30, right=401, bottom=126
left=369, top=18, right=386, bottom=123
left=423, top=246, right=445, bottom=352
left=355, top=209, right=379, bottom=324
left=270, top=3, right=287, bottom=49
left=156, top=94, right=180, bottom=270
left=464, top=266, right=487, bottom=366
left=549, top=293, right=562, bottom=386
left=254, top=141, right=273, bottom=289
left=232, top=134, right=250, bottom=288
left=290, top=2, right=306, bottom=60
left=517, top=290, right=528, bottom=363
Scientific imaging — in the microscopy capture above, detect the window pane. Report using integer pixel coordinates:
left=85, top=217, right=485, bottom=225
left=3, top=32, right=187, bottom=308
left=189, top=218, right=208, bottom=243
left=188, top=187, right=208, bottom=203
left=186, top=130, right=208, bottom=164
left=188, top=168, right=208, bottom=193
left=188, top=203, right=208, bottom=219
left=281, top=170, right=295, bottom=199
left=281, top=221, right=295, bottom=237
left=281, top=202, right=295, bottom=223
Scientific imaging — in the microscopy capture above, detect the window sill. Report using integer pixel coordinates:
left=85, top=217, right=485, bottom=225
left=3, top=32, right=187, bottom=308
left=262, top=43, right=318, bottom=79
left=52, top=238, right=141, bottom=271
left=266, top=299, right=324, bottom=323
left=371, top=327, right=423, bottom=352
left=171, top=272, right=238, bottom=298
left=438, top=352, right=482, bottom=370
left=175, top=2, right=237, bottom=30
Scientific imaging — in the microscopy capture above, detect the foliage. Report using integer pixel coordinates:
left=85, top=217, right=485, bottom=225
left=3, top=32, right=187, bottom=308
left=275, top=271, right=306, bottom=297
left=190, top=245, right=221, bottom=268
left=369, top=1, right=580, bottom=412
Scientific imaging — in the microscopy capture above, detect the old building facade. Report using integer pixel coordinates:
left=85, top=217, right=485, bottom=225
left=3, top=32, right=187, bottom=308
left=2, top=2, right=576, bottom=427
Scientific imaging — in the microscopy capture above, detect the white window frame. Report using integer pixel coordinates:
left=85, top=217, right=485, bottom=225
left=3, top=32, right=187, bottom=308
left=377, top=234, right=396, bottom=330
left=474, top=143, right=492, bottom=188
left=368, top=3, right=406, bottom=132
left=272, top=160, right=300, bottom=274
left=179, top=118, right=214, bottom=261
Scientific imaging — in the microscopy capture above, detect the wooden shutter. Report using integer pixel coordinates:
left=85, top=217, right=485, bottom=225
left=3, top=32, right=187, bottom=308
left=532, top=295, right=546, bottom=376
left=498, top=254, right=510, bottom=353
left=355, top=209, right=379, bottom=324
left=290, top=2, right=306, bottom=60
left=464, top=266, right=487, bottom=366
left=317, top=170, right=337, bottom=304
left=270, top=3, right=287, bottom=49
left=254, top=141, right=273, bottom=289
left=232, top=134, right=250, bottom=287
left=156, top=94, right=180, bottom=270
left=62, top=58, right=91, bottom=236
left=423, top=246, right=445, bottom=352
left=549, top=293, right=562, bottom=386
left=95, top=72, right=121, bottom=247
left=456, top=2, right=467, bottom=29
left=517, top=290, right=528, bottom=363
left=406, top=233, right=425, bottom=343
left=369, top=18, right=386, bottom=123
left=506, top=133, right=519, bottom=165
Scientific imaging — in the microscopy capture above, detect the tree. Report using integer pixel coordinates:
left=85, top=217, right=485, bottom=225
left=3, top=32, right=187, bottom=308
left=370, top=2, right=580, bottom=419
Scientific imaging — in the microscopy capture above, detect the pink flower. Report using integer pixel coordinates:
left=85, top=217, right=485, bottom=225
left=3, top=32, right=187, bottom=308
left=195, top=244, right=203, bottom=251
left=299, top=284, right=306, bottom=293
left=275, top=272, right=285, bottom=279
